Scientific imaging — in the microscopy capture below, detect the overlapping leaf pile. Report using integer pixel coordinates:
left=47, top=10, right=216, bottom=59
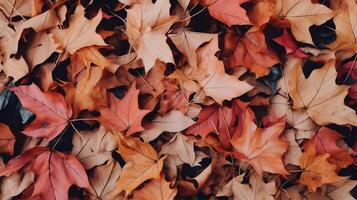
left=0, top=0, right=357, bottom=199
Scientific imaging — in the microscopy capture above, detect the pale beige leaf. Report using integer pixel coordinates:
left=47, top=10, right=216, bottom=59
left=0, top=172, right=34, bottom=200
left=71, top=126, right=117, bottom=169
left=51, top=5, right=106, bottom=54
left=160, top=133, right=196, bottom=166
left=274, top=0, right=334, bottom=44
left=88, top=161, right=121, bottom=200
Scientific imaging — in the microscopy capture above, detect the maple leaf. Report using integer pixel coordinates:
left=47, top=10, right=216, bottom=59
left=217, top=173, right=276, bottom=200
left=309, top=127, right=353, bottom=168
left=326, top=178, right=357, bottom=200
left=299, top=142, right=343, bottom=192
left=71, top=126, right=118, bottom=169
left=185, top=100, right=254, bottom=150
left=204, top=0, right=251, bottom=26
left=196, top=36, right=253, bottom=103
left=287, top=57, right=357, bottom=126
left=0, top=0, right=44, bottom=17
left=273, top=29, right=308, bottom=58
left=125, top=0, right=175, bottom=72
left=230, top=29, right=279, bottom=77
left=328, top=0, right=357, bottom=52
left=0, top=172, right=34, bottom=200
left=87, top=160, right=122, bottom=200
left=98, top=83, right=150, bottom=136
left=160, top=132, right=196, bottom=166
left=50, top=5, right=107, bottom=54
left=273, top=0, right=335, bottom=44
left=231, top=116, right=288, bottom=175
left=0, top=146, right=90, bottom=200
left=113, top=136, right=165, bottom=197
left=0, top=123, right=15, bottom=154
left=12, top=83, right=72, bottom=140
left=169, top=30, right=215, bottom=69
left=132, top=173, right=177, bottom=200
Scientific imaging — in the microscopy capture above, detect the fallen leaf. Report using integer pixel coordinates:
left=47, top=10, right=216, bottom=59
left=160, top=133, right=196, bottom=166
left=0, top=146, right=90, bottom=200
left=87, top=160, right=122, bottom=200
left=231, top=116, right=288, bottom=175
left=98, top=83, right=150, bottom=136
left=113, top=136, right=165, bottom=196
left=0, top=172, right=34, bottom=200
left=12, top=83, right=72, bottom=140
left=299, top=142, right=343, bottom=192
left=51, top=5, right=107, bottom=54
left=132, top=173, right=177, bottom=200
left=274, top=0, right=335, bottom=44
left=204, top=0, right=251, bottom=26
left=217, top=173, right=276, bottom=200
left=0, top=123, right=16, bottom=154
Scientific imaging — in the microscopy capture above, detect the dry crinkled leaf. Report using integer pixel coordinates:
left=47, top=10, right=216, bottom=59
left=71, top=126, right=117, bottom=169
left=0, top=0, right=43, bottom=17
left=87, top=160, right=122, bottom=200
left=0, top=172, right=34, bottom=200
left=160, top=132, right=196, bottom=166
left=287, top=57, right=357, bottom=126
left=217, top=173, right=276, bottom=200
left=113, top=136, right=165, bottom=197
left=132, top=173, right=177, bottom=200
left=274, top=0, right=335, bottom=44
left=51, top=5, right=107, bottom=54
left=284, top=129, right=303, bottom=166
left=299, top=142, right=343, bottom=192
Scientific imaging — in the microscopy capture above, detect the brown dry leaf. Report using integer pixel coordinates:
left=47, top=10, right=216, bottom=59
left=284, top=129, right=303, bottom=166
left=51, top=5, right=107, bottom=54
left=274, top=0, right=335, bottom=44
left=299, top=143, right=343, bottom=192
left=125, top=0, right=176, bottom=72
left=287, top=57, right=357, bottom=126
left=0, top=172, right=34, bottom=200
left=132, top=173, right=177, bottom=200
left=113, top=136, right=165, bottom=197
left=217, top=173, right=276, bottom=200
left=0, top=123, right=15, bottom=154
left=87, top=161, right=122, bottom=200
left=71, top=126, right=118, bottom=169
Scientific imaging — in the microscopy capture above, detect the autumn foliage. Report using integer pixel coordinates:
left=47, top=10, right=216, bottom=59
left=0, top=0, right=357, bottom=199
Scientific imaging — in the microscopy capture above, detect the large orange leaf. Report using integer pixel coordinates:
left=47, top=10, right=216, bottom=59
left=98, top=83, right=150, bottom=136
left=113, top=136, right=165, bottom=197
left=231, top=116, right=288, bottom=175
left=12, top=83, right=72, bottom=140
left=0, top=146, right=89, bottom=200
left=299, top=143, right=343, bottom=192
